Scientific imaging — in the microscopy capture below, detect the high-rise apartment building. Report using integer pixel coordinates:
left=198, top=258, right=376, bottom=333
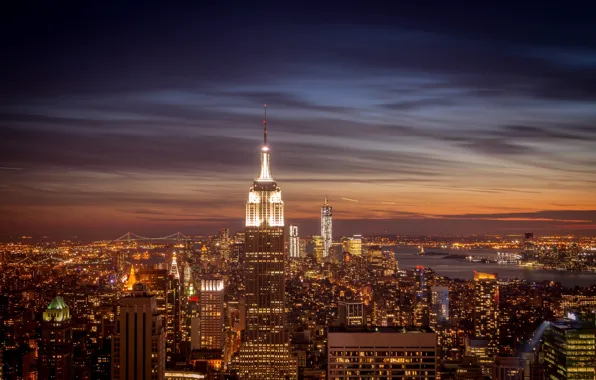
left=112, top=283, right=166, bottom=380
left=327, top=326, right=437, bottom=380
left=321, top=196, right=332, bottom=258
left=289, top=225, right=300, bottom=258
left=39, top=296, right=73, bottom=380
left=473, top=272, right=499, bottom=356
left=430, top=286, right=450, bottom=329
left=542, top=317, right=595, bottom=380
left=237, top=107, right=295, bottom=379
left=199, top=277, right=224, bottom=350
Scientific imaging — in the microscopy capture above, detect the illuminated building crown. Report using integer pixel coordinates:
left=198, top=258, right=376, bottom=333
left=43, top=296, right=71, bottom=322
left=170, top=252, right=180, bottom=279
left=246, top=105, right=284, bottom=228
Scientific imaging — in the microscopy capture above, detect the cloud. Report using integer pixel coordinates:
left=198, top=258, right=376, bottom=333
left=1, top=8, right=595, bottom=236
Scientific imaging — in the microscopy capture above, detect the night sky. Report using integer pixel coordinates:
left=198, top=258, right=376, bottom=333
left=2, top=2, right=596, bottom=239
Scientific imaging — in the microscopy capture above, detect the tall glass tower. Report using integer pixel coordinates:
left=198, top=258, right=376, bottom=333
left=237, top=106, right=295, bottom=379
left=321, top=196, right=332, bottom=258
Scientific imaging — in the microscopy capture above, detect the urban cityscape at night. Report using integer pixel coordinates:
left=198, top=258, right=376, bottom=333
left=2, top=2, right=596, bottom=380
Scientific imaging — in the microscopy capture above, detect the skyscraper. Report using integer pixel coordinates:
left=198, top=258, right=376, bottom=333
left=473, top=272, right=499, bottom=356
left=170, top=252, right=180, bottom=280
left=135, top=268, right=180, bottom=368
left=39, top=296, right=73, bottom=380
left=289, top=225, right=300, bottom=258
left=112, top=283, right=166, bottom=380
left=237, top=107, right=295, bottom=379
left=542, top=316, right=596, bottom=380
left=199, top=277, right=224, bottom=350
left=430, top=286, right=449, bottom=330
left=321, top=196, right=332, bottom=258
left=414, top=266, right=430, bottom=327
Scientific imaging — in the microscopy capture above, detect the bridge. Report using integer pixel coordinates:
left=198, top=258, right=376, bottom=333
left=112, top=232, right=191, bottom=242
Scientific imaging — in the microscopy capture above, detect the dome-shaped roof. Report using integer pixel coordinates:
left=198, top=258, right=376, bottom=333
left=47, top=296, right=68, bottom=310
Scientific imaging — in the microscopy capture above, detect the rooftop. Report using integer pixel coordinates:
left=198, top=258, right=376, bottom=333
left=47, top=296, right=68, bottom=310
left=328, top=326, right=434, bottom=334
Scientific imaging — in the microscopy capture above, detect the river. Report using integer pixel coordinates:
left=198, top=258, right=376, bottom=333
left=387, top=246, right=596, bottom=288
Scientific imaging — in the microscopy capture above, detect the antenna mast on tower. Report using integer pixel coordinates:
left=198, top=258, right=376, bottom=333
left=263, top=104, right=268, bottom=146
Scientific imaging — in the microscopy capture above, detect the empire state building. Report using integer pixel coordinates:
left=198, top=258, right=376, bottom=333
left=237, top=107, right=295, bottom=379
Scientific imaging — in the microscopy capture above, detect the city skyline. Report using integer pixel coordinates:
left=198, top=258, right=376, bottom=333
left=2, top=3, right=596, bottom=238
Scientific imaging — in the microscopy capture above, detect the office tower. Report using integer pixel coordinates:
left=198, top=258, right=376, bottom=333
left=214, top=228, right=231, bottom=261
left=328, top=326, right=437, bottom=379
left=39, top=296, right=73, bottom=380
left=465, top=337, right=492, bottom=372
left=112, top=283, right=166, bottom=380
left=474, top=272, right=499, bottom=356
left=312, top=235, right=324, bottom=263
left=237, top=107, right=295, bottom=379
left=184, top=265, right=193, bottom=295
left=200, top=277, right=224, bottom=350
left=430, top=286, right=450, bottom=330
left=136, top=268, right=181, bottom=367
left=337, top=301, right=364, bottom=327
left=321, top=196, right=332, bottom=257
left=343, top=235, right=362, bottom=256
left=542, top=316, right=596, bottom=380
left=289, top=225, right=300, bottom=258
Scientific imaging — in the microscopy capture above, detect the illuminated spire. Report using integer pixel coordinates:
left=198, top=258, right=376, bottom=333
left=125, top=265, right=136, bottom=291
left=324, top=195, right=328, bottom=205
left=257, top=105, right=273, bottom=181
left=263, top=104, right=268, bottom=146
left=170, top=252, right=180, bottom=280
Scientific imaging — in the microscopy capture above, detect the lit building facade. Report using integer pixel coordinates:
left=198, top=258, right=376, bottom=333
left=430, top=286, right=449, bottom=330
left=312, top=235, right=324, bottom=263
left=543, top=320, right=596, bottom=380
left=473, top=272, right=499, bottom=356
left=414, top=266, right=430, bottom=327
left=199, top=277, right=224, bottom=350
left=327, top=326, right=437, bottom=380
left=112, top=283, right=165, bottom=380
left=321, top=196, right=332, bottom=258
left=289, top=225, right=300, bottom=258
left=343, top=235, right=362, bottom=256
left=39, top=296, right=73, bottom=380
left=237, top=109, right=295, bottom=379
